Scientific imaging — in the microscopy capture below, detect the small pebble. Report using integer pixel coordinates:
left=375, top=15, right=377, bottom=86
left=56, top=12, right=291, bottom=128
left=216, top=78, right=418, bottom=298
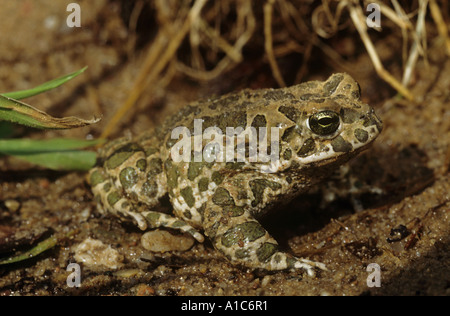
left=4, top=199, right=20, bottom=212
left=141, top=229, right=194, bottom=253
left=74, top=237, right=123, bottom=269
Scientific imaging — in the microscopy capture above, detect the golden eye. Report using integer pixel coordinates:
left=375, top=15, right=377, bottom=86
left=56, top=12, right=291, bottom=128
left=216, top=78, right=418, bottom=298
left=308, top=110, right=340, bottom=136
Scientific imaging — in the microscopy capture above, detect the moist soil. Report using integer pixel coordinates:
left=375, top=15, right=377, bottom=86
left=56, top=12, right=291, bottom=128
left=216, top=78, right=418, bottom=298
left=0, top=1, right=449, bottom=296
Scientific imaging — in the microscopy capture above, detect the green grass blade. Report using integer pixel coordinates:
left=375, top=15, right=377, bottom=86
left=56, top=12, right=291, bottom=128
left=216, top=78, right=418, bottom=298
left=1, top=67, right=87, bottom=100
left=0, top=138, right=103, bottom=153
left=0, top=94, right=99, bottom=129
left=0, top=138, right=103, bottom=170
left=7, top=150, right=98, bottom=171
left=0, top=235, right=58, bottom=265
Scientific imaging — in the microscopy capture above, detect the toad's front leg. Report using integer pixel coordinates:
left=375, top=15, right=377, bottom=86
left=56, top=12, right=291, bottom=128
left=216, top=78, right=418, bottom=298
left=202, top=185, right=326, bottom=275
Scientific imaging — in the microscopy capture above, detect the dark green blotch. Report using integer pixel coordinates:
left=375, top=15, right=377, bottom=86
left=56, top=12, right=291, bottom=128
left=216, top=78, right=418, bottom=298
left=145, top=146, right=158, bottom=156
left=136, top=159, right=147, bottom=171
left=105, top=143, right=142, bottom=169
left=231, top=111, right=247, bottom=130
left=213, top=110, right=247, bottom=131
left=331, top=135, right=353, bottom=152
left=119, top=167, right=138, bottom=190
left=141, top=180, right=158, bottom=198
left=211, top=171, right=224, bottom=184
left=165, top=160, right=179, bottom=190
left=148, top=158, right=163, bottom=176
left=103, top=183, right=112, bottom=192
left=187, top=161, right=203, bottom=181
left=180, top=186, right=195, bottom=208
left=286, top=256, right=297, bottom=269
left=225, top=162, right=245, bottom=170
left=354, top=128, right=369, bottom=143
left=145, top=212, right=161, bottom=226
left=323, top=73, right=343, bottom=96
left=90, top=170, right=107, bottom=187
left=249, top=179, right=282, bottom=207
left=363, top=115, right=383, bottom=133
left=263, top=90, right=294, bottom=101
left=197, top=203, right=206, bottom=219
left=278, top=106, right=302, bottom=123
left=224, top=205, right=244, bottom=217
left=107, top=191, right=121, bottom=206
left=299, top=93, right=322, bottom=101
left=340, top=107, right=360, bottom=124
left=297, top=138, right=316, bottom=157
left=198, top=177, right=210, bottom=192
left=221, top=222, right=266, bottom=248
left=235, top=248, right=250, bottom=259
left=251, top=114, right=268, bottom=141
left=237, top=189, right=249, bottom=200
left=256, top=242, right=278, bottom=263
left=251, top=114, right=267, bottom=129
left=281, top=125, right=302, bottom=143
left=283, top=148, right=292, bottom=160
left=212, top=187, right=235, bottom=206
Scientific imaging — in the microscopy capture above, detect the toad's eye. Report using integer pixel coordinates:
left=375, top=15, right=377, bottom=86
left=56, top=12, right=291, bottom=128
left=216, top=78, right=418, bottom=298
left=308, top=110, right=340, bottom=136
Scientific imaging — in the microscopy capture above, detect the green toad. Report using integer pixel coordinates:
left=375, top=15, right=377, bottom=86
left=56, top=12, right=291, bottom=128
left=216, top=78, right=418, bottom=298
left=88, top=73, right=382, bottom=275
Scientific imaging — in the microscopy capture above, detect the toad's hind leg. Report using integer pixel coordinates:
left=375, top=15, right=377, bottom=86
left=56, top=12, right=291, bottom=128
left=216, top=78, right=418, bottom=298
left=88, top=166, right=204, bottom=242
left=88, top=132, right=204, bottom=242
left=202, top=186, right=326, bottom=275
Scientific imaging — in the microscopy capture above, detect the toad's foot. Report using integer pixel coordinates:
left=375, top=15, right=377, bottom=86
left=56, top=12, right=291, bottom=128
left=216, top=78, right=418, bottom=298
left=142, top=211, right=204, bottom=242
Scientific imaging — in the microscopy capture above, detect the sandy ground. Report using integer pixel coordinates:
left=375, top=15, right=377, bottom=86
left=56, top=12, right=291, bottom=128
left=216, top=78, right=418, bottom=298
left=0, top=1, right=449, bottom=296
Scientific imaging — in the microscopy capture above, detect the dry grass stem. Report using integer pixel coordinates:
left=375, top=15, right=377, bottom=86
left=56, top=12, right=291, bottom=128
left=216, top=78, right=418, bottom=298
left=387, top=0, right=415, bottom=30
left=97, top=0, right=449, bottom=136
left=100, top=0, right=207, bottom=139
left=347, top=0, right=414, bottom=101
left=403, top=0, right=429, bottom=86
left=176, top=1, right=255, bottom=81
left=312, top=0, right=348, bottom=38
left=264, top=0, right=286, bottom=87
left=429, top=0, right=450, bottom=56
